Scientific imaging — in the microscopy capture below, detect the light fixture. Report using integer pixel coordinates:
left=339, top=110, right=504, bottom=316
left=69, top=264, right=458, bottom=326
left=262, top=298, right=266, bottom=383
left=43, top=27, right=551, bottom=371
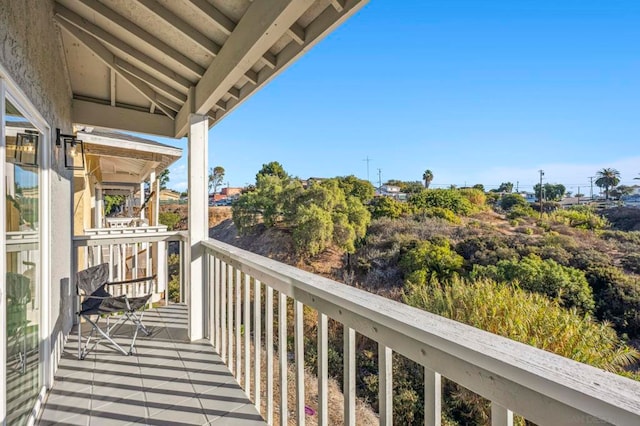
left=56, top=128, right=85, bottom=170
left=15, top=129, right=39, bottom=166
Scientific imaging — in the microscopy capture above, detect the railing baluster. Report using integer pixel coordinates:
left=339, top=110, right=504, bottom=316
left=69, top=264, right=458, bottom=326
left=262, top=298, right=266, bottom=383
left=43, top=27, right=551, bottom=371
left=318, top=313, right=328, bottom=426
left=491, top=403, right=513, bottom=426
left=220, top=261, right=227, bottom=363
left=344, top=327, right=356, bottom=426
left=424, top=368, right=441, bottom=426
left=295, top=300, right=305, bottom=425
left=279, top=291, right=288, bottom=426
left=254, top=279, right=262, bottom=411
left=228, top=265, right=234, bottom=373
left=214, top=257, right=221, bottom=352
left=236, top=268, right=242, bottom=378
left=266, top=285, right=274, bottom=424
left=379, top=344, right=393, bottom=426
left=244, top=273, right=251, bottom=393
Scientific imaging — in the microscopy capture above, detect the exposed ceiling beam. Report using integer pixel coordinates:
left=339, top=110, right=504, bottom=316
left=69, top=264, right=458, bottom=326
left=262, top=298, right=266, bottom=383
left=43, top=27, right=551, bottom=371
left=72, top=99, right=175, bottom=138
left=330, top=0, right=346, bottom=12
left=57, top=18, right=176, bottom=118
left=55, top=3, right=192, bottom=90
left=110, top=69, right=116, bottom=106
left=288, top=23, right=306, bottom=45
left=187, top=0, right=235, bottom=35
left=77, top=0, right=204, bottom=79
left=115, top=58, right=187, bottom=105
left=174, top=0, right=316, bottom=137
left=135, top=0, right=221, bottom=57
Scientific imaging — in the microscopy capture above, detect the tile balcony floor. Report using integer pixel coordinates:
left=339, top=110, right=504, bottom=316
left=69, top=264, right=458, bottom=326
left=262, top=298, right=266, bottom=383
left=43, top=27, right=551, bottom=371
left=38, top=304, right=266, bottom=425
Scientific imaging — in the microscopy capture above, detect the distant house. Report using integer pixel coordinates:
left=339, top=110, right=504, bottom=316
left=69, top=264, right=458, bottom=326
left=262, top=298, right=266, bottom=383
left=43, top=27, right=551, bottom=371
left=376, top=185, right=407, bottom=201
left=519, top=192, right=537, bottom=203
left=622, top=194, right=640, bottom=208
left=221, top=187, right=242, bottom=197
left=160, top=189, right=181, bottom=202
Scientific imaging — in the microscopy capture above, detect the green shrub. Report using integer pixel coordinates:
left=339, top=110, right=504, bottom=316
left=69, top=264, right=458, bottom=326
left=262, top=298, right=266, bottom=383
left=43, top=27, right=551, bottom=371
left=408, top=189, right=474, bottom=216
left=400, top=238, right=464, bottom=283
left=586, top=266, right=640, bottom=339
left=158, top=211, right=180, bottom=230
left=472, top=254, right=595, bottom=313
left=292, top=204, right=333, bottom=256
left=167, top=253, right=181, bottom=302
left=403, top=276, right=638, bottom=425
left=422, top=207, right=461, bottom=224
left=507, top=204, right=535, bottom=220
left=621, top=253, right=640, bottom=274
left=549, top=207, right=609, bottom=230
left=459, top=188, right=486, bottom=208
left=369, top=196, right=409, bottom=219
left=500, top=194, right=528, bottom=211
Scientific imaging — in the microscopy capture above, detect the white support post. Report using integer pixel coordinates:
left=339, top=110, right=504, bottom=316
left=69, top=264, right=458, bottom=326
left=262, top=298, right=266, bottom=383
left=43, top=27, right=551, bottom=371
left=491, top=403, right=514, bottom=426
left=254, top=279, right=262, bottom=411
left=266, top=285, right=274, bottom=424
left=139, top=181, right=145, bottom=219
left=379, top=344, right=393, bottom=426
left=278, top=292, right=288, bottom=426
left=95, top=185, right=103, bottom=228
left=153, top=169, right=160, bottom=225
left=424, top=368, right=442, bottom=426
left=187, top=114, right=208, bottom=340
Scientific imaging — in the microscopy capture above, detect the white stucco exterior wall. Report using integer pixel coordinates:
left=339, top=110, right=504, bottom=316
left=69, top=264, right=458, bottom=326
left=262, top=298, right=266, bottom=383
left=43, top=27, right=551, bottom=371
left=0, top=0, right=75, bottom=379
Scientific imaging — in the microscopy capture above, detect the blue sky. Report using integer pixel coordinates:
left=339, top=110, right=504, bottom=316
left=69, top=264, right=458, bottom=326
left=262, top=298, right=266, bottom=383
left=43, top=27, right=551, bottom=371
left=160, top=0, right=640, bottom=194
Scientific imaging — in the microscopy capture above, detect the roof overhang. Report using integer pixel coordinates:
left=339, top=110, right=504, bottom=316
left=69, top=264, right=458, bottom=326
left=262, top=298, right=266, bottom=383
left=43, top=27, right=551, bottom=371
left=55, top=0, right=369, bottom=138
left=78, top=128, right=182, bottom=185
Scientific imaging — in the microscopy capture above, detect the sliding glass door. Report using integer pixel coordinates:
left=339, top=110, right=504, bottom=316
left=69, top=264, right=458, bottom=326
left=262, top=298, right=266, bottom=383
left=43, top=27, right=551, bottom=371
left=4, top=94, right=43, bottom=425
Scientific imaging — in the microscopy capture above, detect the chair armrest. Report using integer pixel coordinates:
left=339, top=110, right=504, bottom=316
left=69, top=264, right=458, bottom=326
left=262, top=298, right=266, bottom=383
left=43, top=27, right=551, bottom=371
left=106, top=275, right=157, bottom=286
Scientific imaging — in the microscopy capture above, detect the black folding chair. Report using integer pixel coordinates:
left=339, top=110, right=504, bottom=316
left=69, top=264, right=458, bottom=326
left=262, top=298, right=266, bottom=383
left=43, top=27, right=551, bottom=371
left=76, top=263, right=156, bottom=360
left=6, top=272, right=31, bottom=374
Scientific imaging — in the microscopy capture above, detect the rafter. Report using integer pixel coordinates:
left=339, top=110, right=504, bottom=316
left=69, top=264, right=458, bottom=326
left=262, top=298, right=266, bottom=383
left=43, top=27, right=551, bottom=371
left=110, top=69, right=116, bottom=106
left=174, top=0, right=316, bottom=137
left=135, top=0, right=221, bottom=57
left=55, top=3, right=192, bottom=90
left=77, top=0, right=204, bottom=79
left=288, top=23, right=306, bottom=45
left=114, top=58, right=187, bottom=105
left=191, top=0, right=369, bottom=135
left=72, top=99, right=174, bottom=138
left=187, top=0, right=235, bottom=35
left=330, top=0, right=346, bottom=12
left=57, top=18, right=175, bottom=118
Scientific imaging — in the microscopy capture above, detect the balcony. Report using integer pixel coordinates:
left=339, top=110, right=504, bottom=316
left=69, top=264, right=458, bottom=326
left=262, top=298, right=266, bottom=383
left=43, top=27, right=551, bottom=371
left=37, top=233, right=640, bottom=425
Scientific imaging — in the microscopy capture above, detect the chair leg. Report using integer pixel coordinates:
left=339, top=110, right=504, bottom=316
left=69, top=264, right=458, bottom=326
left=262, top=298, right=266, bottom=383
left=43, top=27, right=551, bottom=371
left=126, top=311, right=151, bottom=355
left=79, top=314, right=129, bottom=359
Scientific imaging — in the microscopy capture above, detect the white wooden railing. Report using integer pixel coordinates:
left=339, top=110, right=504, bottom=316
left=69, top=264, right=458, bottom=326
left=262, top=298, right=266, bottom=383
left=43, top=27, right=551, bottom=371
left=202, top=238, right=640, bottom=426
left=72, top=228, right=188, bottom=304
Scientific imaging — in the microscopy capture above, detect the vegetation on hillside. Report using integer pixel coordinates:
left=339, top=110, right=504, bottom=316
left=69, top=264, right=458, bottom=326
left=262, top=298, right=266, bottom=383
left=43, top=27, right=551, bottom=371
left=217, top=167, right=640, bottom=425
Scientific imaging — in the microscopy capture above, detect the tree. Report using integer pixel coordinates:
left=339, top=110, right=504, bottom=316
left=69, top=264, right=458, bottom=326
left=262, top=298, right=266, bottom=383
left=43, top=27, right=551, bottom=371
left=335, top=175, right=375, bottom=203
left=422, top=169, right=434, bottom=188
left=159, top=168, right=170, bottom=190
left=533, top=183, right=566, bottom=201
left=595, top=168, right=621, bottom=200
left=208, top=166, right=225, bottom=195
left=256, top=161, right=288, bottom=181
left=497, top=182, right=514, bottom=193
left=610, top=185, right=634, bottom=199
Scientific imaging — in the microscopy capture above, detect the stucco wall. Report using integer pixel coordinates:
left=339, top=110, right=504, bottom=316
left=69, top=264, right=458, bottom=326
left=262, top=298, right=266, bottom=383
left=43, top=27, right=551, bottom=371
left=0, top=0, right=74, bottom=376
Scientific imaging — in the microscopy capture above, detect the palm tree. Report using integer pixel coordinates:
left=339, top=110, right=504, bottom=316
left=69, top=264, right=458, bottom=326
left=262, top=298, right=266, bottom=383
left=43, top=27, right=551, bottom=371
left=595, top=168, right=621, bottom=200
left=422, top=169, right=434, bottom=188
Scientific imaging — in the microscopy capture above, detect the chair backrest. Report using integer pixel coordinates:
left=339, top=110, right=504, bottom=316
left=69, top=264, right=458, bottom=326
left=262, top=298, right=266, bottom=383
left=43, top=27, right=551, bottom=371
left=6, top=272, right=31, bottom=305
left=76, top=263, right=110, bottom=296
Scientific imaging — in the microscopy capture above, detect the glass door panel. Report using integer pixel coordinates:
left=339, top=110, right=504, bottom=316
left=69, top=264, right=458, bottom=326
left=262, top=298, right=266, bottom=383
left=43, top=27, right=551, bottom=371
left=4, top=97, right=41, bottom=425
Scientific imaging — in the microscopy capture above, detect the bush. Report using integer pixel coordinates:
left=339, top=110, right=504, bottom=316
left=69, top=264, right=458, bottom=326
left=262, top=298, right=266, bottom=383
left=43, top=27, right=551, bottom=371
left=459, top=188, right=486, bottom=207
left=403, top=276, right=638, bottom=424
left=507, top=204, right=535, bottom=220
left=408, top=189, right=474, bottom=216
left=400, top=238, right=464, bottom=283
left=621, top=253, right=640, bottom=274
left=158, top=211, right=180, bottom=230
left=548, top=207, right=609, bottom=230
left=500, top=194, right=528, bottom=211
left=472, top=254, right=595, bottom=313
left=421, top=207, right=461, bottom=224
left=292, top=204, right=333, bottom=256
left=368, top=196, right=409, bottom=219
left=586, top=266, right=640, bottom=339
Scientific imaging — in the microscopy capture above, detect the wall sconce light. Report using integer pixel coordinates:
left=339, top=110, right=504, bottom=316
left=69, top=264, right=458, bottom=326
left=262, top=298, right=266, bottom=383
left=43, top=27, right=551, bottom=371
left=15, top=130, right=39, bottom=166
left=56, top=128, right=85, bottom=170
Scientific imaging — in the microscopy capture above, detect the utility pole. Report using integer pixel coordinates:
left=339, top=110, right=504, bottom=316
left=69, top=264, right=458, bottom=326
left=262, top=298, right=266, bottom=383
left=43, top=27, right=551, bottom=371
left=538, top=170, right=544, bottom=218
left=589, top=176, right=595, bottom=200
left=363, top=156, right=372, bottom=183
left=516, top=181, right=519, bottom=192
left=577, top=186, right=581, bottom=203
left=377, top=168, right=382, bottom=189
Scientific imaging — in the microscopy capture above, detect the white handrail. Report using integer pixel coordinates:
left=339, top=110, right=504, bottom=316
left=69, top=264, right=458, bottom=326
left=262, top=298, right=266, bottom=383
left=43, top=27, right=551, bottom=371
left=202, top=238, right=640, bottom=426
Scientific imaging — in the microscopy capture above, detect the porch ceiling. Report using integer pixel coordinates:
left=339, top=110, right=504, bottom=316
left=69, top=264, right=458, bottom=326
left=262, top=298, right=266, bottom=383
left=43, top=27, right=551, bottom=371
left=54, top=0, right=368, bottom=138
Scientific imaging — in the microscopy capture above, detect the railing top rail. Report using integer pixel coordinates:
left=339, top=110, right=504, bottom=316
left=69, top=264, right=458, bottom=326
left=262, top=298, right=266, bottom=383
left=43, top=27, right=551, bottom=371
left=73, top=230, right=187, bottom=247
left=202, top=238, right=640, bottom=426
